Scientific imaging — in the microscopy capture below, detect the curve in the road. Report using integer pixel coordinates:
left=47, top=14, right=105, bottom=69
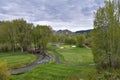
left=10, top=52, right=95, bottom=74
left=10, top=55, right=50, bottom=74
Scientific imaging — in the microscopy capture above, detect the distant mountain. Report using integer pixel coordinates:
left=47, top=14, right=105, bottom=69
left=53, top=29, right=74, bottom=34
left=75, top=29, right=92, bottom=34
left=53, top=29, right=92, bottom=35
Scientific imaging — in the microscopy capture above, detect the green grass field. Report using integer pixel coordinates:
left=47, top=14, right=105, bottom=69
left=0, top=44, right=96, bottom=80
left=0, top=52, right=37, bottom=69
left=53, top=44, right=94, bottom=64
left=10, top=63, right=96, bottom=80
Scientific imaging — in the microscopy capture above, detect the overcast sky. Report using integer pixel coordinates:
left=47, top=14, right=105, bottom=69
left=0, top=0, right=104, bottom=31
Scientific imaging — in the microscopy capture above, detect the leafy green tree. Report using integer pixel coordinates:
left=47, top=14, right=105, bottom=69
left=84, top=32, right=93, bottom=47
left=32, top=25, right=53, bottom=53
left=93, top=0, right=120, bottom=71
left=64, top=35, right=76, bottom=45
left=75, top=34, right=85, bottom=47
left=0, top=19, right=53, bottom=53
left=57, top=34, right=66, bottom=43
left=31, top=26, right=39, bottom=50
left=51, top=34, right=58, bottom=43
left=0, top=21, right=16, bottom=52
left=12, top=19, right=33, bottom=52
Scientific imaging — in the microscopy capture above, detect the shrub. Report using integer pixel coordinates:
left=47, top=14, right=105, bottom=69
left=0, top=61, right=9, bottom=80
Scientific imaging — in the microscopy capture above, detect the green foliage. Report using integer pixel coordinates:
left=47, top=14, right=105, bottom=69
left=93, top=0, right=120, bottom=71
left=32, top=25, right=53, bottom=51
left=57, top=34, right=68, bottom=43
left=51, top=34, right=58, bottom=43
left=75, top=34, right=85, bottom=47
left=64, top=35, right=76, bottom=45
left=54, top=34, right=86, bottom=47
left=84, top=32, right=93, bottom=47
left=0, top=19, right=53, bottom=53
left=0, top=21, right=16, bottom=52
left=12, top=19, right=33, bottom=52
left=0, top=61, right=9, bottom=80
left=0, top=19, right=33, bottom=52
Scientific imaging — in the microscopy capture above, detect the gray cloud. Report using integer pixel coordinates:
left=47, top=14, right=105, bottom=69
left=0, top=0, right=104, bottom=31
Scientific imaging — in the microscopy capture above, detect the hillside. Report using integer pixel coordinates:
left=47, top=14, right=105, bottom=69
left=75, top=29, right=92, bottom=34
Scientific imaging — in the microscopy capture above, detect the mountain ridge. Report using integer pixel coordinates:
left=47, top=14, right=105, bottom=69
left=53, top=29, right=92, bottom=34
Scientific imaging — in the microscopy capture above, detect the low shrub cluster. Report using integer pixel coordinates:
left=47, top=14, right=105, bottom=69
left=0, top=61, right=9, bottom=80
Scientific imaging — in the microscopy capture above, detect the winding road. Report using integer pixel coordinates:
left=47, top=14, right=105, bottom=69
left=10, top=55, right=50, bottom=74
left=10, top=52, right=95, bottom=74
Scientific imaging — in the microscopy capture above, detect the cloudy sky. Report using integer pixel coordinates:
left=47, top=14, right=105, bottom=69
left=0, top=0, right=104, bottom=31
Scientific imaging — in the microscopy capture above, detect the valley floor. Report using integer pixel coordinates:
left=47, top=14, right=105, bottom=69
left=0, top=44, right=96, bottom=80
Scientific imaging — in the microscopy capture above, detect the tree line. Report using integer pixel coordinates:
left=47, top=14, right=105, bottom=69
left=0, top=19, right=52, bottom=53
left=52, top=32, right=92, bottom=48
left=0, top=19, right=92, bottom=53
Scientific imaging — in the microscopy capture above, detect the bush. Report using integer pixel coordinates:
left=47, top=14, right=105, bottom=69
left=0, top=61, right=9, bottom=80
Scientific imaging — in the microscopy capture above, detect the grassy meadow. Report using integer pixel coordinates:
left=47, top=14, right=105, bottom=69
left=51, top=44, right=94, bottom=64
left=10, top=63, right=96, bottom=80
left=0, top=44, right=96, bottom=80
left=0, top=52, right=37, bottom=69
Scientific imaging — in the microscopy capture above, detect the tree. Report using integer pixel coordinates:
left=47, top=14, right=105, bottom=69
left=31, top=26, right=39, bottom=50
left=12, top=19, right=33, bottom=52
left=75, top=34, right=85, bottom=47
left=0, top=19, right=53, bottom=53
left=93, top=0, right=120, bottom=71
left=32, top=25, right=53, bottom=53
left=0, top=21, right=16, bottom=52
left=51, top=34, right=58, bottom=43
